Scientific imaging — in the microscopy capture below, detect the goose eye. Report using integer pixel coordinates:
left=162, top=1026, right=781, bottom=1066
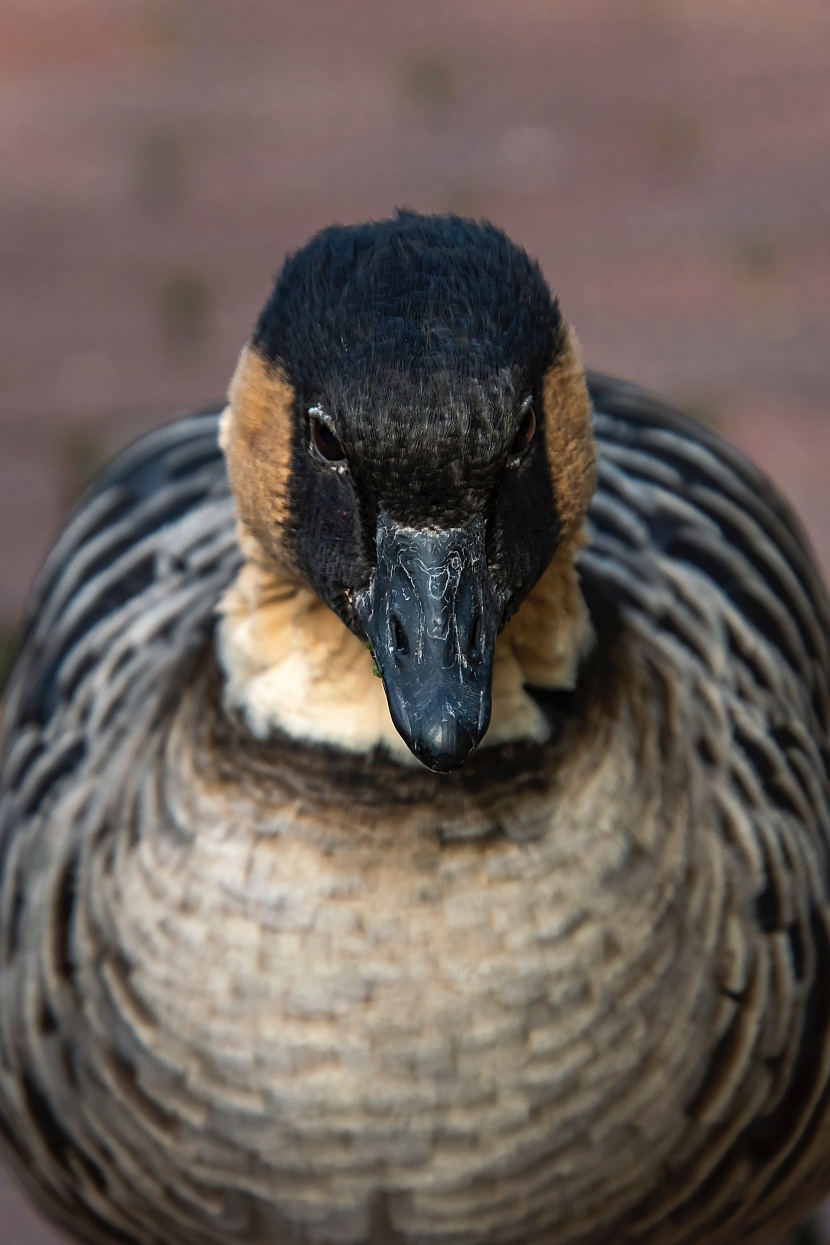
left=309, top=410, right=346, bottom=464
left=510, top=401, right=536, bottom=457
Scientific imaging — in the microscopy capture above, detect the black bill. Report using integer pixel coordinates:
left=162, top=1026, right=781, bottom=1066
left=354, top=512, right=500, bottom=773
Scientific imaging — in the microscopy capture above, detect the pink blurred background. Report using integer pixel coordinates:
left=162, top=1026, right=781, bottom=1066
left=1, top=1, right=829, bottom=1241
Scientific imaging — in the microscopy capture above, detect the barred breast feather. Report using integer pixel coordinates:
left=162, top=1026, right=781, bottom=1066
left=1, top=378, right=829, bottom=1245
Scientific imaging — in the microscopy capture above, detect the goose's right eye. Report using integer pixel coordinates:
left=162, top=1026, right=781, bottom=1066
left=309, top=410, right=346, bottom=464
left=509, top=399, right=537, bottom=459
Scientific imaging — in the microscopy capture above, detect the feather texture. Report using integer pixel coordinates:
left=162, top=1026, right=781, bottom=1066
left=1, top=379, right=829, bottom=1245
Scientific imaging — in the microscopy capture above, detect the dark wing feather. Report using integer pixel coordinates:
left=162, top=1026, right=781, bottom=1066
left=1, top=409, right=239, bottom=812
left=584, top=374, right=830, bottom=1236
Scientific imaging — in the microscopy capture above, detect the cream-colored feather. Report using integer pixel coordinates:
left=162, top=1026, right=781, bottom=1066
left=217, top=526, right=593, bottom=759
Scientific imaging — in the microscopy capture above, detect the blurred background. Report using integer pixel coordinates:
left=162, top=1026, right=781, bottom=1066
left=1, top=0, right=829, bottom=1241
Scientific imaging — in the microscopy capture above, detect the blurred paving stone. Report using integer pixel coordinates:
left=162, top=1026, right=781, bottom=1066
left=0, top=1166, right=67, bottom=1245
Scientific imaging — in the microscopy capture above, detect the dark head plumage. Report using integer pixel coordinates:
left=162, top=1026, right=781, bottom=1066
left=223, top=212, right=595, bottom=769
left=254, top=211, right=558, bottom=397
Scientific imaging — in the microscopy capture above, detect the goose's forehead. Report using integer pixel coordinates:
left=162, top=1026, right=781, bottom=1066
left=251, top=215, right=561, bottom=398
left=323, top=365, right=523, bottom=448
left=276, top=284, right=554, bottom=405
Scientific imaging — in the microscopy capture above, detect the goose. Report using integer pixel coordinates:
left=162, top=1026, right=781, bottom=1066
left=1, top=211, right=829, bottom=1245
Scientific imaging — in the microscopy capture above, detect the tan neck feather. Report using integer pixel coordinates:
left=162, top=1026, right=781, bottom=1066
left=216, top=528, right=594, bottom=764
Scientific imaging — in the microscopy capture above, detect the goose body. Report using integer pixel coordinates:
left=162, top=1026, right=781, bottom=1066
left=1, top=215, right=830, bottom=1245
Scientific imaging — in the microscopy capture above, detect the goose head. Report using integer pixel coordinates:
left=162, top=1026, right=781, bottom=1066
left=220, top=212, right=595, bottom=773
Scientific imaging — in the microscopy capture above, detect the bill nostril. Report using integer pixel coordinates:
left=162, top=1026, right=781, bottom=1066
left=391, top=614, right=410, bottom=657
left=468, top=612, right=483, bottom=665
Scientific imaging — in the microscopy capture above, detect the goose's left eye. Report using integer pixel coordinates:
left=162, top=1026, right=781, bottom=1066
left=509, top=400, right=536, bottom=457
left=309, top=410, right=346, bottom=464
